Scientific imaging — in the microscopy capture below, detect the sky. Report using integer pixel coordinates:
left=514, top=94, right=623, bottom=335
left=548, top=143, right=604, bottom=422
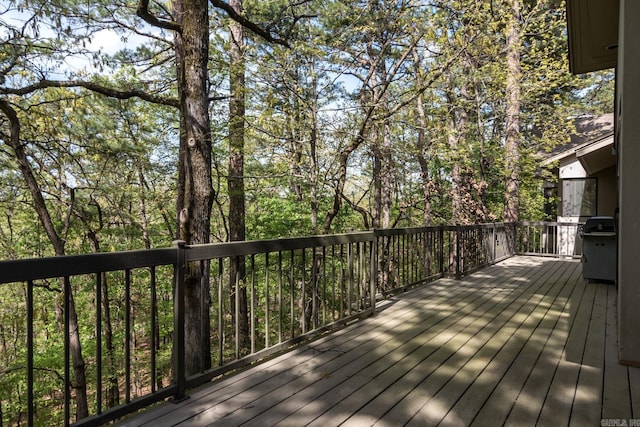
left=2, top=5, right=151, bottom=78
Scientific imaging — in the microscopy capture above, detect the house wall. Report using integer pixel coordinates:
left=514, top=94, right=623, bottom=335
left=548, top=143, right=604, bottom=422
left=557, top=158, right=616, bottom=220
left=617, top=0, right=640, bottom=366
left=555, top=159, right=616, bottom=257
left=595, top=165, right=617, bottom=217
left=559, top=156, right=587, bottom=179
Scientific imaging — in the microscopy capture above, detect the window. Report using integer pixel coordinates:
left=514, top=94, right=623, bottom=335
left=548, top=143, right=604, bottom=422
left=561, top=178, right=597, bottom=217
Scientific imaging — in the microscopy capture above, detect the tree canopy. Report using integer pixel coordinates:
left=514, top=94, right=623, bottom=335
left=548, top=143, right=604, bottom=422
left=0, top=0, right=613, bottom=252
left=0, top=0, right=614, bottom=423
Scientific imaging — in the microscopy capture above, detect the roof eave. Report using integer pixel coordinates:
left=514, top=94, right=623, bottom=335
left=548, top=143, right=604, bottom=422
left=566, top=0, right=619, bottom=75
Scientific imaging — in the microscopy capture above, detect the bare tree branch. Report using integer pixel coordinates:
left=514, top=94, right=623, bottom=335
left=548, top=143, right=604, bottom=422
left=341, top=192, right=371, bottom=230
left=2, top=80, right=179, bottom=108
left=136, top=0, right=182, bottom=33
left=210, top=0, right=290, bottom=48
left=382, top=34, right=478, bottom=121
left=0, top=366, right=66, bottom=383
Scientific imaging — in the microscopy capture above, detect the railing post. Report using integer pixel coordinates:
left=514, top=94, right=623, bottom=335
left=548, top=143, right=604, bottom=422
left=172, top=240, right=187, bottom=402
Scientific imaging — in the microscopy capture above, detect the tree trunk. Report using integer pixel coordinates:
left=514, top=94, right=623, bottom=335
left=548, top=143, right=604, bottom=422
left=412, top=48, right=433, bottom=225
left=67, top=290, right=89, bottom=420
left=0, top=100, right=89, bottom=420
left=173, top=0, right=213, bottom=375
left=504, top=0, right=521, bottom=224
left=415, top=89, right=432, bottom=225
left=373, top=1, right=392, bottom=230
left=288, top=63, right=304, bottom=202
left=446, top=90, right=463, bottom=224
left=309, top=60, right=320, bottom=234
left=228, top=0, right=250, bottom=353
left=381, top=118, right=392, bottom=229
left=372, top=124, right=382, bottom=229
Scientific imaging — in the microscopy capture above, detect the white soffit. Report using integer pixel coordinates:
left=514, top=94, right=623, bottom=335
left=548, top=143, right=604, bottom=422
left=575, top=135, right=616, bottom=175
left=567, top=0, right=619, bottom=74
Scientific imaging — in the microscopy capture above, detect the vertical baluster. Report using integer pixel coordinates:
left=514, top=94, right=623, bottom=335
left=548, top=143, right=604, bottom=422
left=339, top=244, right=345, bottom=318
left=456, top=226, right=461, bottom=279
left=250, top=254, right=256, bottom=355
left=95, top=273, right=102, bottom=413
left=439, top=226, right=445, bottom=276
left=414, top=233, right=419, bottom=283
left=415, top=232, right=419, bottom=283
left=218, top=258, right=224, bottom=366
left=322, top=246, right=327, bottom=325
left=150, top=267, right=157, bottom=393
left=311, top=247, right=317, bottom=330
left=200, top=260, right=208, bottom=367
left=348, top=243, right=353, bottom=316
left=301, top=248, right=306, bottom=334
left=278, top=251, right=283, bottom=343
left=359, top=242, right=364, bottom=309
left=125, top=269, right=131, bottom=403
left=27, top=280, right=34, bottom=427
left=492, top=225, right=497, bottom=264
left=331, top=246, right=336, bottom=322
left=369, top=239, right=376, bottom=310
left=234, top=256, right=240, bottom=360
left=265, top=253, right=270, bottom=349
left=64, top=276, right=71, bottom=427
left=393, top=235, right=398, bottom=289
left=354, top=243, right=360, bottom=311
left=290, top=250, right=295, bottom=338
left=403, top=234, right=407, bottom=287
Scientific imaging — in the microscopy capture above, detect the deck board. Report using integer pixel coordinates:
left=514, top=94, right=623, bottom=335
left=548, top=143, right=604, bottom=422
left=535, top=268, right=596, bottom=427
left=602, top=284, right=633, bottom=420
left=290, top=264, right=548, bottom=427
left=406, top=257, right=577, bottom=426
left=379, top=258, right=573, bottom=426
left=116, top=256, right=639, bottom=427
left=570, top=283, right=607, bottom=426
left=504, top=262, right=582, bottom=425
left=463, top=259, right=580, bottom=426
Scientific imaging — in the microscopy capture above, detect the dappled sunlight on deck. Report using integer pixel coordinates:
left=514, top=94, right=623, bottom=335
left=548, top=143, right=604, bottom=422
left=117, top=256, right=640, bottom=426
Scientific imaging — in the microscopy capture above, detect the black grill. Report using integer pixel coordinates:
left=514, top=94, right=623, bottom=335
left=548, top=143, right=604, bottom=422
left=581, top=216, right=617, bottom=283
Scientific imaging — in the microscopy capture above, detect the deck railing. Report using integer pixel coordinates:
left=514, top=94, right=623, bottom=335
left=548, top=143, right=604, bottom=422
left=516, top=221, right=584, bottom=259
left=0, top=221, right=556, bottom=426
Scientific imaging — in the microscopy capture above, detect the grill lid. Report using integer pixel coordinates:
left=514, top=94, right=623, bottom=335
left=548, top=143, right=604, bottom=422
left=583, top=216, right=616, bottom=234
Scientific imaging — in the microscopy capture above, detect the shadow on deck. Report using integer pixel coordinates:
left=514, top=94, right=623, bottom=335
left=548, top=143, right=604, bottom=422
left=117, top=256, right=640, bottom=426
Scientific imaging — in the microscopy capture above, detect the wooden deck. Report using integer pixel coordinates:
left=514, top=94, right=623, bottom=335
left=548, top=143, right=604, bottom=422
left=118, top=256, right=640, bottom=426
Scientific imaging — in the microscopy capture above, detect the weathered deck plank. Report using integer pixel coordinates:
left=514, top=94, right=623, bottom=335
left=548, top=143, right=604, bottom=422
left=463, top=258, right=581, bottom=426
left=276, top=261, right=557, bottom=427
left=534, top=269, right=596, bottom=427
left=502, top=263, right=585, bottom=426
left=201, top=271, right=514, bottom=426
left=377, top=258, right=573, bottom=427
left=116, top=256, right=638, bottom=427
